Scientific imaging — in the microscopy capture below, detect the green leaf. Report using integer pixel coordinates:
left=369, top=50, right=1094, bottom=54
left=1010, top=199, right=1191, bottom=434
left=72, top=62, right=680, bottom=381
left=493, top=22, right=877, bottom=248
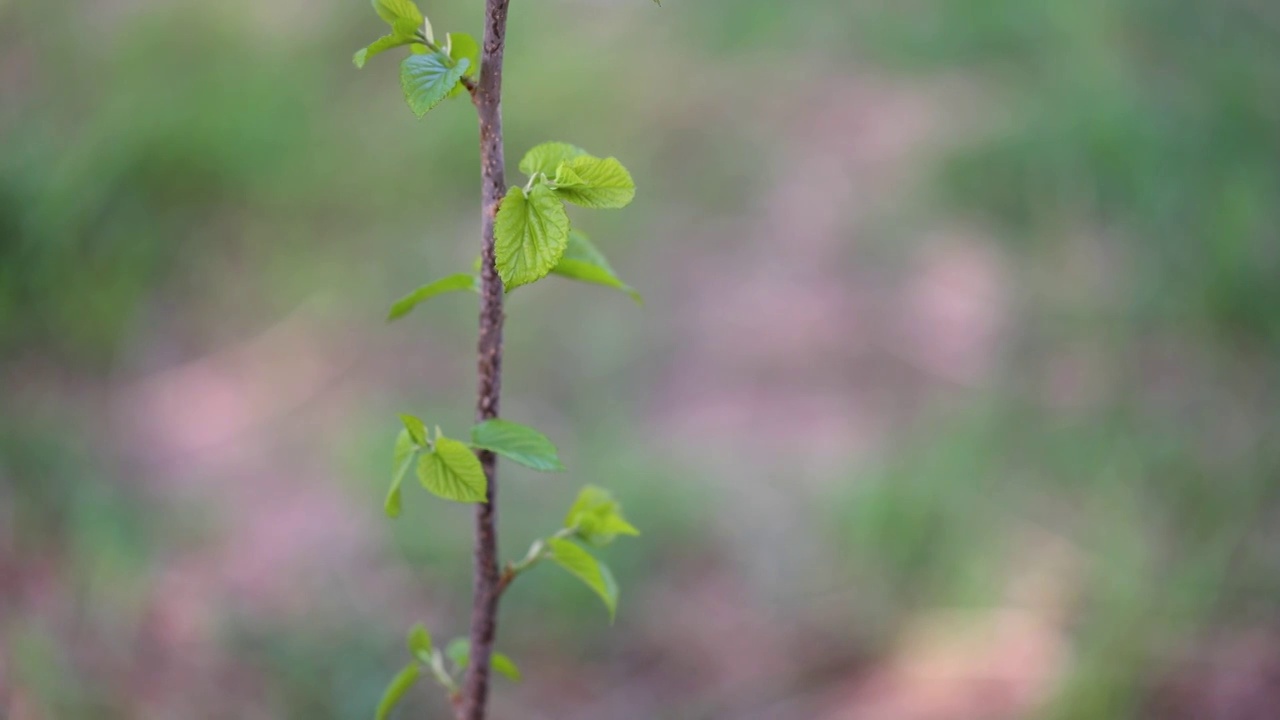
left=448, top=32, right=480, bottom=77
left=386, top=429, right=417, bottom=518
left=399, top=414, right=428, bottom=446
left=494, top=185, right=570, bottom=290
left=387, top=274, right=477, bottom=320
left=470, top=418, right=565, bottom=472
left=491, top=653, right=521, bottom=682
left=354, top=33, right=416, bottom=69
left=373, top=0, right=422, bottom=26
left=374, top=663, right=420, bottom=720
left=552, top=230, right=642, bottom=304
left=564, top=485, right=640, bottom=546
left=519, top=142, right=587, bottom=177
left=384, top=486, right=403, bottom=518
left=391, top=17, right=421, bottom=39
left=417, top=436, right=487, bottom=503
left=552, top=156, right=636, bottom=209
left=446, top=32, right=480, bottom=98
left=401, top=53, right=468, bottom=118
left=552, top=161, right=587, bottom=188
left=444, top=639, right=521, bottom=682
left=406, top=623, right=433, bottom=664
left=547, top=538, right=619, bottom=620
left=446, top=638, right=469, bottom=669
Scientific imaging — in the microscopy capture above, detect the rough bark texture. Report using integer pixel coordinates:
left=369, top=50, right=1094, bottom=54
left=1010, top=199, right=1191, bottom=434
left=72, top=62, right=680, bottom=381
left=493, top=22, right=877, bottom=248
left=461, top=1, right=510, bottom=718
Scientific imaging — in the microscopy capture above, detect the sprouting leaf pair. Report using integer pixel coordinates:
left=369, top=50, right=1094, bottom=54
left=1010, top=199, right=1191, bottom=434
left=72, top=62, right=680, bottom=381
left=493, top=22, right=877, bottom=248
left=375, top=623, right=520, bottom=720
left=384, top=142, right=641, bottom=322
left=387, top=413, right=640, bottom=621
left=385, top=416, right=562, bottom=515
left=495, top=142, right=637, bottom=291
left=546, top=485, right=640, bottom=619
left=354, top=0, right=479, bottom=117
left=373, top=495, right=639, bottom=720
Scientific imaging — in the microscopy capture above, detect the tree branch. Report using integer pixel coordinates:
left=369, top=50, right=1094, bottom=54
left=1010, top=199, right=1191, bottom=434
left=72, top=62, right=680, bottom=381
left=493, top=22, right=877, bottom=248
left=460, top=1, right=511, bottom=718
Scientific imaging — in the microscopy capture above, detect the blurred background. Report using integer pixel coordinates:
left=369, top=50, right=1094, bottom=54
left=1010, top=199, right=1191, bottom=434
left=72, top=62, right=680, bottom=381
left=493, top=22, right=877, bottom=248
left=3, top=0, right=1280, bottom=717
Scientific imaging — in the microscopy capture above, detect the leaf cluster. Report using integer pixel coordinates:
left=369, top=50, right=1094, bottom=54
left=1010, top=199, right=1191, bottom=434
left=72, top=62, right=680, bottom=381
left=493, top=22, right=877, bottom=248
left=353, top=0, right=478, bottom=116
left=495, top=143, right=638, bottom=291
left=375, top=623, right=520, bottom=720
left=385, top=415, right=563, bottom=514
left=383, top=417, right=637, bottom=620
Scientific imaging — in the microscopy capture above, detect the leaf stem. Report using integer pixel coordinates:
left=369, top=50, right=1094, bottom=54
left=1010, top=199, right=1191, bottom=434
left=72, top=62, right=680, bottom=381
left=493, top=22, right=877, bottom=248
left=427, top=649, right=460, bottom=695
left=495, top=526, right=577, bottom=595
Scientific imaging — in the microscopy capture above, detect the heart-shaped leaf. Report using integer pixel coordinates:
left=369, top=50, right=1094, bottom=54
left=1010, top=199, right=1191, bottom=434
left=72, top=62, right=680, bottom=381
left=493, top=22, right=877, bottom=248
left=401, top=53, right=469, bottom=118
left=417, top=436, right=487, bottom=503
left=494, top=184, right=570, bottom=290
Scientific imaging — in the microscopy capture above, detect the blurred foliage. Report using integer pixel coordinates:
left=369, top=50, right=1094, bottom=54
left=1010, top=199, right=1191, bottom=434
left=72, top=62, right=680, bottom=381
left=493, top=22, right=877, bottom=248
left=1, top=6, right=309, bottom=361
left=857, top=0, right=1280, bottom=344
left=830, top=0, right=1280, bottom=714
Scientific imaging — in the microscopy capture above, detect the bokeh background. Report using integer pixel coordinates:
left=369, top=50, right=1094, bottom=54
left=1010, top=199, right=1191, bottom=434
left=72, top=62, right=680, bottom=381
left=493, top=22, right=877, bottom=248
left=4, top=0, right=1280, bottom=718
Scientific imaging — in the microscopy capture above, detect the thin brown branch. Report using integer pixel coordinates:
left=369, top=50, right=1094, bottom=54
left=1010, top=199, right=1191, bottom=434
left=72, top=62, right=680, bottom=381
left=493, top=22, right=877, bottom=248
left=495, top=565, right=516, bottom=596
left=459, top=1, right=511, bottom=719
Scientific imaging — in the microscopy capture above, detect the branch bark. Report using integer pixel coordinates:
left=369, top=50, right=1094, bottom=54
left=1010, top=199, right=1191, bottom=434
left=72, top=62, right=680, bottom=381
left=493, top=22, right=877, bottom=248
left=461, top=1, right=511, bottom=719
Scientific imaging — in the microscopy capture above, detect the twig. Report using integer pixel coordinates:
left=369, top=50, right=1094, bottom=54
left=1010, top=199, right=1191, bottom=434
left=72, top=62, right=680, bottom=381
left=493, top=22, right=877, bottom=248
left=459, top=1, right=512, bottom=718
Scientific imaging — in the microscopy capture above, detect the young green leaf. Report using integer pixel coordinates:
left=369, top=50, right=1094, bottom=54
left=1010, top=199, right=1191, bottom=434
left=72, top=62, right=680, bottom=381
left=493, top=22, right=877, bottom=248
left=354, top=33, right=416, bottom=69
left=470, top=418, right=565, bottom=472
left=563, top=484, right=628, bottom=527
left=406, top=623, right=433, bottom=664
left=519, top=142, right=587, bottom=177
left=373, top=0, right=423, bottom=26
left=446, top=637, right=469, bottom=669
left=448, top=32, right=480, bottom=77
left=494, top=185, right=570, bottom=290
left=552, top=156, right=636, bottom=209
left=385, top=484, right=403, bottom=519
left=375, top=663, right=420, bottom=720
left=399, top=414, right=429, bottom=446
left=547, top=538, right=620, bottom=620
left=386, top=429, right=417, bottom=518
left=552, top=230, right=642, bottom=304
left=444, top=639, right=522, bottom=682
left=446, top=32, right=481, bottom=98
left=417, top=436, right=487, bottom=503
left=491, top=652, right=521, bottom=682
left=564, top=485, right=640, bottom=546
left=552, top=161, right=587, bottom=188
left=387, top=273, right=477, bottom=320
left=401, top=54, right=469, bottom=118
left=391, top=17, right=421, bottom=39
